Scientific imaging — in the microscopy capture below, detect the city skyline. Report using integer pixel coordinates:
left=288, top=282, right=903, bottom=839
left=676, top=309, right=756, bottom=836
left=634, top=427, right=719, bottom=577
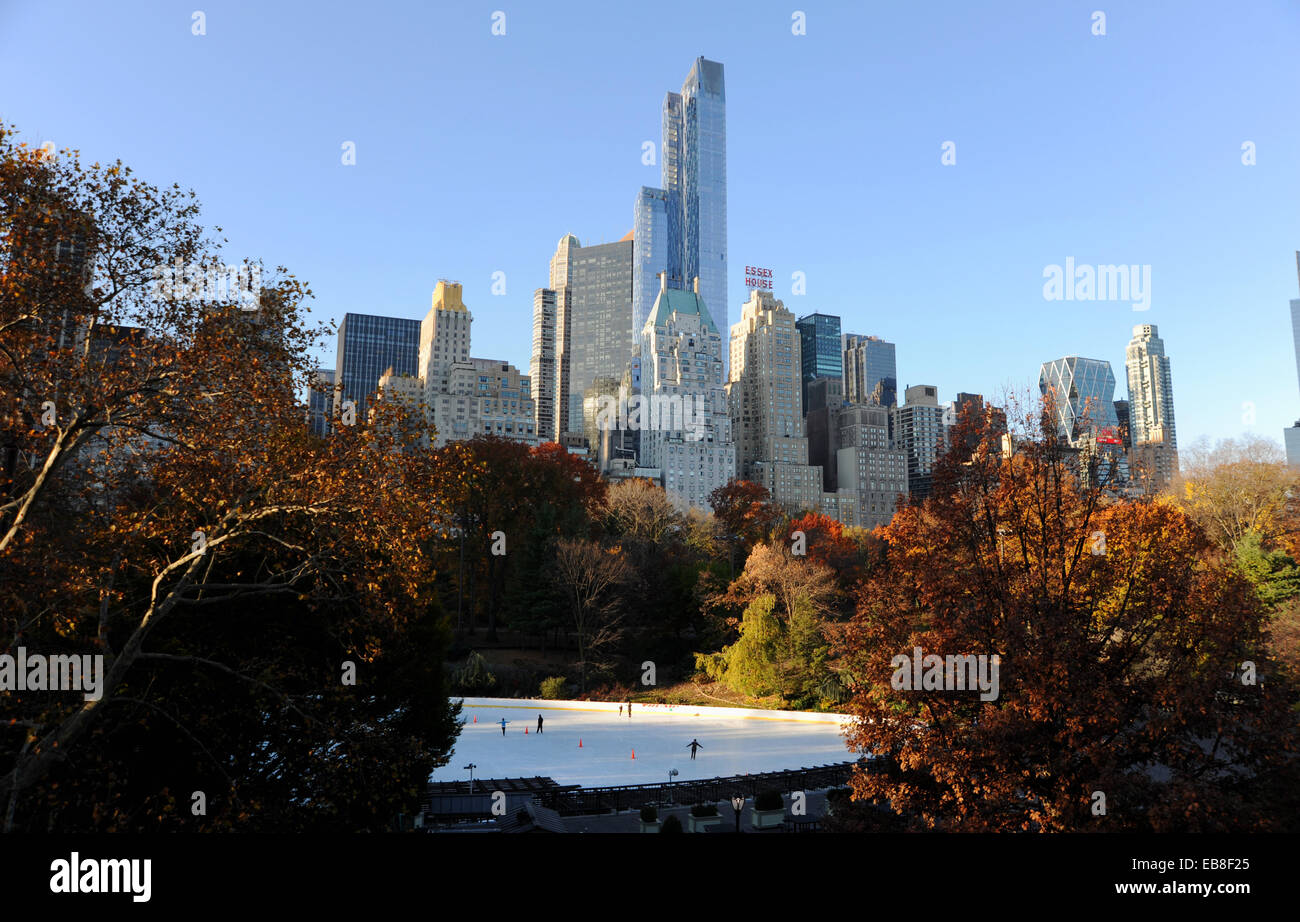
left=6, top=1, right=1298, bottom=452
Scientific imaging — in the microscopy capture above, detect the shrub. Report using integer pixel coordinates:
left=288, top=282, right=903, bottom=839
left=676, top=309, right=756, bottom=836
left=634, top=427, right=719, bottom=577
left=754, top=790, right=783, bottom=811
left=539, top=676, right=568, bottom=699
left=639, top=805, right=658, bottom=823
left=690, top=803, right=718, bottom=818
left=660, top=814, right=683, bottom=833
left=454, top=651, right=496, bottom=692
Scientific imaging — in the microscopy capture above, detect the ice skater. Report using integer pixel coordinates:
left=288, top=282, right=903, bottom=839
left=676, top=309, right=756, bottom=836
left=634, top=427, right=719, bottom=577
left=687, top=739, right=703, bottom=760
left=618, top=705, right=623, bottom=717
left=627, top=701, right=632, bottom=718
left=499, top=718, right=508, bottom=736
left=536, top=714, right=544, bottom=734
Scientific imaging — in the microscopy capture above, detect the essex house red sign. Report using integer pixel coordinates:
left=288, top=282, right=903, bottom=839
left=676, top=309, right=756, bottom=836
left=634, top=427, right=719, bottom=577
left=744, top=265, right=773, bottom=290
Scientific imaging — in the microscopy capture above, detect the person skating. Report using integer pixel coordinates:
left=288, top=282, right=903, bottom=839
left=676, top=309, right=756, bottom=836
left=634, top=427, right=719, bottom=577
left=687, top=739, right=703, bottom=760
left=618, top=705, right=623, bottom=717
left=537, top=714, right=544, bottom=734
left=499, top=718, right=508, bottom=736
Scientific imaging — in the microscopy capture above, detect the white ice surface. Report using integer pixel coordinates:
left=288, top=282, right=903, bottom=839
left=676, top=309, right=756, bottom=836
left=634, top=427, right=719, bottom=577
left=431, top=699, right=860, bottom=787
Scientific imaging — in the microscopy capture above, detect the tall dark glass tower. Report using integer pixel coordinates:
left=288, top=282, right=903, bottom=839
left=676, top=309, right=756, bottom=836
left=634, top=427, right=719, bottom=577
left=794, top=312, right=842, bottom=412
left=334, top=313, right=420, bottom=416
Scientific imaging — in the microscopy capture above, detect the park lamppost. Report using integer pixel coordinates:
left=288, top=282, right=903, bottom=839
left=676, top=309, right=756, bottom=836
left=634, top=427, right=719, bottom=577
left=731, top=794, right=745, bottom=833
left=464, top=763, right=477, bottom=793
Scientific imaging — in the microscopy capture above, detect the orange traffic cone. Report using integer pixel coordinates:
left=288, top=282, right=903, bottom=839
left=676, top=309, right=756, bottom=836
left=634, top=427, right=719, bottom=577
left=579, top=739, right=583, bottom=748
left=473, top=715, right=477, bottom=723
left=631, top=749, right=636, bottom=759
left=525, top=726, right=528, bottom=734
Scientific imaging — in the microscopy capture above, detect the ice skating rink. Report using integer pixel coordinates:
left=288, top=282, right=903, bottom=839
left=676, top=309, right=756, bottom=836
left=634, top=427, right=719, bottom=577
left=430, top=697, right=858, bottom=786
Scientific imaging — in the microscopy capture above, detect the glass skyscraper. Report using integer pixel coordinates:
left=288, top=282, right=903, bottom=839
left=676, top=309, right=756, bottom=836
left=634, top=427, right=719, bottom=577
left=1038, top=356, right=1121, bottom=442
left=633, top=58, right=727, bottom=355
left=539, top=235, right=635, bottom=441
left=843, top=334, right=897, bottom=409
left=795, top=313, right=842, bottom=411
left=334, top=312, right=421, bottom=416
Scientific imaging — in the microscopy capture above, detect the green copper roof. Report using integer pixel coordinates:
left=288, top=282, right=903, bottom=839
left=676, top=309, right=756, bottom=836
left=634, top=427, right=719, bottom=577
left=647, top=287, right=718, bottom=335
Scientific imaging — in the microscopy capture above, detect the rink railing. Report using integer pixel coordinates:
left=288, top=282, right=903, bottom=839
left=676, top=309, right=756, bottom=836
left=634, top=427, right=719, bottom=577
left=531, top=758, right=869, bottom=816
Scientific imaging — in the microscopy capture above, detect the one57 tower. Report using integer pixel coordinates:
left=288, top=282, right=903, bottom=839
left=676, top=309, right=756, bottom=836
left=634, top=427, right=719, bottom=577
left=633, top=58, right=728, bottom=358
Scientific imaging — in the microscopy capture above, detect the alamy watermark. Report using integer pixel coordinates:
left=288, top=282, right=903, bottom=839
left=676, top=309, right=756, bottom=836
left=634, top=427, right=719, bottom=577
left=890, top=646, right=1000, bottom=701
left=150, top=258, right=261, bottom=309
left=1042, top=258, right=1150, bottom=311
left=593, top=393, right=708, bottom=441
left=0, top=646, right=104, bottom=701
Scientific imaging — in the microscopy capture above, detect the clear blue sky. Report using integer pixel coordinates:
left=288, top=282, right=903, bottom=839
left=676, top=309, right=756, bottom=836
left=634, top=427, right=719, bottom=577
left=4, top=0, right=1298, bottom=448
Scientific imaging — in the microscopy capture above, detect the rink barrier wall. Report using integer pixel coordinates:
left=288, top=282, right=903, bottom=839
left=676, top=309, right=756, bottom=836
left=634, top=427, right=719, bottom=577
left=455, top=696, right=852, bottom=726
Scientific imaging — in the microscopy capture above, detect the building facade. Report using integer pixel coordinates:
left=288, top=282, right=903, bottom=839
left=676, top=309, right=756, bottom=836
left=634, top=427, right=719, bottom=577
left=728, top=290, right=823, bottom=513
left=893, top=384, right=947, bottom=499
left=1125, top=324, right=1178, bottom=493
left=530, top=287, right=558, bottom=442
left=545, top=234, right=635, bottom=441
left=638, top=276, right=734, bottom=510
left=335, top=312, right=421, bottom=419
left=795, top=312, right=843, bottom=412
left=633, top=58, right=728, bottom=364
left=308, top=368, right=335, bottom=437
left=843, top=333, right=897, bottom=409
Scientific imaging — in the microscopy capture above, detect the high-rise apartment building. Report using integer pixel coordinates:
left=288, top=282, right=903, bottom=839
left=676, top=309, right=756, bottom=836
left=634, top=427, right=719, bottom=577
left=843, top=334, right=897, bottom=409
left=1125, top=324, right=1178, bottom=493
left=639, top=275, right=734, bottom=510
left=893, top=384, right=948, bottom=499
left=633, top=58, right=727, bottom=358
left=727, top=290, right=823, bottom=513
left=530, top=288, right=558, bottom=442
left=795, top=313, right=843, bottom=411
left=334, top=312, right=421, bottom=418
left=830, top=403, right=907, bottom=529
left=392, top=281, right=538, bottom=448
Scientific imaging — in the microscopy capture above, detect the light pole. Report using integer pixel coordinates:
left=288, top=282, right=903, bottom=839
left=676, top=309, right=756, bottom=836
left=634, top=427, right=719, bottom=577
left=464, top=762, right=477, bottom=793
left=731, top=793, right=745, bottom=834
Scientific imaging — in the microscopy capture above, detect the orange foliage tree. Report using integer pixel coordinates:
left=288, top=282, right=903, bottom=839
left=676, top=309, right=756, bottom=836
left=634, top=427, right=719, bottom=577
left=836, top=405, right=1300, bottom=831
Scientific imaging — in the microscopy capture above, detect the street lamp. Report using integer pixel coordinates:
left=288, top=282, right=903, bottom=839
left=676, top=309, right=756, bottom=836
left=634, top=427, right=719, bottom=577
left=464, top=762, right=477, bottom=793
left=731, top=793, right=745, bottom=833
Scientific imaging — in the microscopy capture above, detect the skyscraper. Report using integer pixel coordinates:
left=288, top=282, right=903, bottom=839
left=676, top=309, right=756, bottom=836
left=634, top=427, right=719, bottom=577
left=639, top=275, right=734, bottom=510
left=544, top=234, right=635, bottom=441
left=417, top=280, right=472, bottom=391
left=1039, top=355, right=1128, bottom=489
left=1125, top=324, right=1178, bottom=493
left=795, top=313, right=843, bottom=411
left=843, top=334, right=897, bottom=409
left=530, top=288, right=558, bottom=442
left=415, top=281, right=535, bottom=447
left=1038, top=356, right=1121, bottom=442
left=728, top=290, right=823, bottom=513
left=892, top=384, right=948, bottom=500
left=335, top=312, right=421, bottom=418
left=633, top=58, right=727, bottom=355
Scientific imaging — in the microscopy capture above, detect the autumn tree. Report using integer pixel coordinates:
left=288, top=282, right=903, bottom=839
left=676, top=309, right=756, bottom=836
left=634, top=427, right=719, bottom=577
left=0, top=125, right=460, bottom=831
left=1177, top=434, right=1298, bottom=549
left=550, top=538, right=631, bottom=692
left=837, top=403, right=1300, bottom=831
